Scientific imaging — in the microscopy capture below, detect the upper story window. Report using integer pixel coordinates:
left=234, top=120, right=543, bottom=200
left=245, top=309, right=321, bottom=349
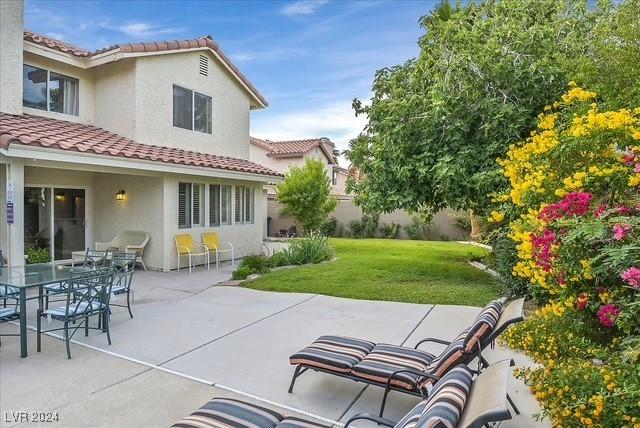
left=332, top=170, right=338, bottom=186
left=23, top=64, right=79, bottom=116
left=173, top=85, right=212, bottom=134
left=178, top=182, right=205, bottom=229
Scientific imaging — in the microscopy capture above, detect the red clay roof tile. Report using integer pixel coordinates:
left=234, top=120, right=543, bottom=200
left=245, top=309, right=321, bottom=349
left=1, top=114, right=282, bottom=178
left=250, top=136, right=335, bottom=160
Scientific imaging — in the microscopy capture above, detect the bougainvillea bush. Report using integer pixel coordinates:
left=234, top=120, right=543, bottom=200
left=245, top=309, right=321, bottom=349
left=491, top=85, right=640, bottom=427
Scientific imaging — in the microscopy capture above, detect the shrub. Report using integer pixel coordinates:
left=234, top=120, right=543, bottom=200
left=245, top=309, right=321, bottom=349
left=501, top=306, right=640, bottom=428
left=232, top=255, right=271, bottom=280
left=361, top=213, right=379, bottom=238
left=271, top=233, right=334, bottom=265
left=404, top=215, right=429, bottom=240
left=320, top=217, right=338, bottom=237
left=348, top=219, right=364, bottom=238
left=380, top=222, right=401, bottom=239
left=25, top=246, right=50, bottom=264
left=276, top=158, right=338, bottom=233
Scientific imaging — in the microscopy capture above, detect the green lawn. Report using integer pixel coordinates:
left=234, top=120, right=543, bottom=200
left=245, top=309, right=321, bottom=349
left=245, top=238, right=502, bottom=306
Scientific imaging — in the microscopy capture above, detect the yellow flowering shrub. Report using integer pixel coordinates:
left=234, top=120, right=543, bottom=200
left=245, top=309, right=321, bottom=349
left=501, top=308, right=640, bottom=428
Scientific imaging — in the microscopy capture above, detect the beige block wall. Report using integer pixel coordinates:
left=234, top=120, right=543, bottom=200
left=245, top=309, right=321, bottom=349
left=92, top=173, right=164, bottom=270
left=0, top=0, right=23, bottom=115
left=133, top=51, right=251, bottom=158
left=162, top=175, right=266, bottom=271
left=267, top=198, right=469, bottom=241
left=22, top=52, right=95, bottom=124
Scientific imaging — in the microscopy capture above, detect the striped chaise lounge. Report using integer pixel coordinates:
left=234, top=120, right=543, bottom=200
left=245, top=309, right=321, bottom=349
left=288, top=298, right=525, bottom=416
left=171, top=361, right=513, bottom=428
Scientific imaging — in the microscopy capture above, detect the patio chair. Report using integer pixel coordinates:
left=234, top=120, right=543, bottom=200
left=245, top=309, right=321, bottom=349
left=95, top=231, right=150, bottom=270
left=110, top=251, right=137, bottom=318
left=174, top=234, right=210, bottom=274
left=288, top=298, right=525, bottom=416
left=37, top=267, right=115, bottom=359
left=171, top=360, right=513, bottom=428
left=201, top=232, right=234, bottom=269
left=0, top=293, right=20, bottom=345
left=44, top=249, right=110, bottom=309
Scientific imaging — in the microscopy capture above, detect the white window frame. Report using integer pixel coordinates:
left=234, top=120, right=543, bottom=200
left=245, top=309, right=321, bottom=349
left=178, top=182, right=205, bottom=229
left=23, top=64, right=79, bottom=116
left=172, top=84, right=212, bottom=134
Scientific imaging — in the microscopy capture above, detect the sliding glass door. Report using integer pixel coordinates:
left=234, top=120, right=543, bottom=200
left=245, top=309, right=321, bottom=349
left=24, top=187, right=86, bottom=262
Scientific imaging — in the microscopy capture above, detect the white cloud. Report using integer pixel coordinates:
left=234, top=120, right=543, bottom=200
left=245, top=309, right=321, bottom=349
left=110, top=21, right=184, bottom=38
left=281, top=0, right=329, bottom=16
left=46, top=32, right=64, bottom=40
left=251, top=101, right=367, bottom=164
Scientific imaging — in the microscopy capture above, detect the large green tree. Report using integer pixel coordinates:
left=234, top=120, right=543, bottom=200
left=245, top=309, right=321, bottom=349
left=276, top=159, right=338, bottom=233
left=348, top=0, right=595, bottom=215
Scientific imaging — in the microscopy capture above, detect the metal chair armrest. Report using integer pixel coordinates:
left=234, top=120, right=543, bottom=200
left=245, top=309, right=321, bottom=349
left=175, top=245, right=191, bottom=255
left=415, top=337, right=451, bottom=349
left=344, top=413, right=395, bottom=427
left=385, top=367, right=440, bottom=391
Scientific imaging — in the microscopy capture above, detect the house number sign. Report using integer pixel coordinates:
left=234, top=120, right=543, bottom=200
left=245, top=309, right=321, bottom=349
left=6, top=181, right=13, bottom=224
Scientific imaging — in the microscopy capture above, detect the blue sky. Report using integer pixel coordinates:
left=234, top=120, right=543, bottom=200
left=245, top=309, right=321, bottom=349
left=25, top=0, right=435, bottom=161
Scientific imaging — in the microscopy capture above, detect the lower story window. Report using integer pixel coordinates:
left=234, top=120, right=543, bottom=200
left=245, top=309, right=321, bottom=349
left=178, top=182, right=204, bottom=228
left=234, top=185, right=254, bottom=224
left=209, top=184, right=232, bottom=226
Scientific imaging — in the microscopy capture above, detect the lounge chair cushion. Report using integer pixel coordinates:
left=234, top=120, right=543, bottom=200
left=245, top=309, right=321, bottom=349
left=463, top=299, right=503, bottom=351
left=172, top=398, right=283, bottom=428
left=350, top=344, right=436, bottom=390
left=414, top=364, right=473, bottom=428
left=391, top=400, right=429, bottom=428
left=290, top=335, right=375, bottom=373
left=418, top=334, right=468, bottom=391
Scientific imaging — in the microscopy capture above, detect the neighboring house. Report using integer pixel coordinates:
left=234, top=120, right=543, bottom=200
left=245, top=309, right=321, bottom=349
left=0, top=1, right=281, bottom=271
left=249, top=136, right=349, bottom=196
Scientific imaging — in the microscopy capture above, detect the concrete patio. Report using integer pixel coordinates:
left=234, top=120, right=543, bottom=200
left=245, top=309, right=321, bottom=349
left=0, top=266, right=549, bottom=427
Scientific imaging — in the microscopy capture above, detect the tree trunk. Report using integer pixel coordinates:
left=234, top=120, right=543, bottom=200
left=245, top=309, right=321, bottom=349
left=469, top=209, right=483, bottom=242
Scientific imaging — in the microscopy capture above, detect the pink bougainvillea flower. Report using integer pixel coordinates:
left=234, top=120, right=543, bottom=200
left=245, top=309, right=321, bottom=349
left=623, top=153, right=635, bottom=164
left=597, top=304, right=620, bottom=328
left=576, top=293, right=588, bottom=310
left=594, top=204, right=608, bottom=218
left=616, top=206, right=632, bottom=215
left=635, top=163, right=640, bottom=173
left=531, top=229, right=556, bottom=271
left=621, top=267, right=640, bottom=288
left=613, top=224, right=632, bottom=240
left=538, top=192, right=593, bottom=222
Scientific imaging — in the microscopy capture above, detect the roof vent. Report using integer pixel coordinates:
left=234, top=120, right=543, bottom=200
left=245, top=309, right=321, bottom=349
left=199, top=55, right=208, bottom=76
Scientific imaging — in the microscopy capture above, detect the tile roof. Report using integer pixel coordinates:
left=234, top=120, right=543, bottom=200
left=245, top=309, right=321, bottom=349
left=250, top=137, right=335, bottom=159
left=0, top=114, right=282, bottom=178
left=23, top=31, right=267, bottom=107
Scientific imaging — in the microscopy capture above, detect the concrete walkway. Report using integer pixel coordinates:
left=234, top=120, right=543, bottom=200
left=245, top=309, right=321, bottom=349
left=0, top=267, right=549, bottom=427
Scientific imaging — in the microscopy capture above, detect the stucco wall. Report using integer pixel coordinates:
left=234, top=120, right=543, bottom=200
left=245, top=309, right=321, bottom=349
left=93, top=59, right=136, bottom=138
left=133, top=51, right=251, bottom=158
left=92, top=173, right=164, bottom=270
left=21, top=52, right=95, bottom=124
left=0, top=0, right=23, bottom=115
left=163, top=175, right=266, bottom=270
left=267, top=198, right=469, bottom=241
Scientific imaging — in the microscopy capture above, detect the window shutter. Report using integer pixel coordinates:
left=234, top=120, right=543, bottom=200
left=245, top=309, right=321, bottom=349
left=178, top=183, right=191, bottom=228
left=210, top=185, right=220, bottom=226
left=244, top=187, right=253, bottom=223
left=193, top=184, right=203, bottom=226
left=221, top=185, right=230, bottom=225
left=235, top=186, right=243, bottom=223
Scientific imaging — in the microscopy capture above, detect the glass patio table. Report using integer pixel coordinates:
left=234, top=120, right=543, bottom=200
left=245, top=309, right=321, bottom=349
left=0, top=263, right=83, bottom=358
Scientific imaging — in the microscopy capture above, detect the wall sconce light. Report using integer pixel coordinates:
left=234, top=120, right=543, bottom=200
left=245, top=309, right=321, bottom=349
left=55, top=192, right=65, bottom=201
left=115, top=190, right=126, bottom=201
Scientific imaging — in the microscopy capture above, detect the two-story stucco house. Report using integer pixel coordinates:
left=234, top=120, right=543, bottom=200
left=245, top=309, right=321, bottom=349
left=0, top=1, right=282, bottom=271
